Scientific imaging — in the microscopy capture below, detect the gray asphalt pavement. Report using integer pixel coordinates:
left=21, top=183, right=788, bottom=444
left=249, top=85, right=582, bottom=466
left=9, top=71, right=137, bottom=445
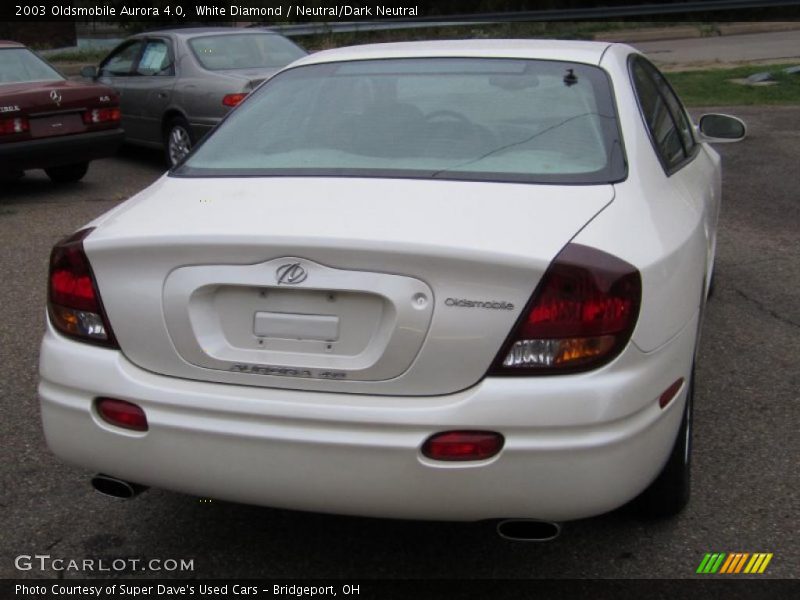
left=1, top=109, right=798, bottom=580
left=635, top=30, right=800, bottom=69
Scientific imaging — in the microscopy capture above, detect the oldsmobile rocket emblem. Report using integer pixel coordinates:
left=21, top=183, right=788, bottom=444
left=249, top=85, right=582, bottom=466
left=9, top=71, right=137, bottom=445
left=276, top=263, right=308, bottom=285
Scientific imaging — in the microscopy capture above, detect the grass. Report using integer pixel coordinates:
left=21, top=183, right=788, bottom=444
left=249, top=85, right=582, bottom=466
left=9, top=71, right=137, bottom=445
left=298, top=20, right=683, bottom=51
left=666, top=63, right=800, bottom=106
left=40, top=48, right=109, bottom=63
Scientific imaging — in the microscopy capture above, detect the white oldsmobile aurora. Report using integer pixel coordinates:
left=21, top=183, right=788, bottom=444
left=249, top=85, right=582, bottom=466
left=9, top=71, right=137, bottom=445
left=39, top=40, right=745, bottom=534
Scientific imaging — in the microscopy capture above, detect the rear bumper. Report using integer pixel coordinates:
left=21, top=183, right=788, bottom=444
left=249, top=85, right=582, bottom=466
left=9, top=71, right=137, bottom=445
left=0, top=128, right=123, bottom=172
left=39, top=315, right=697, bottom=522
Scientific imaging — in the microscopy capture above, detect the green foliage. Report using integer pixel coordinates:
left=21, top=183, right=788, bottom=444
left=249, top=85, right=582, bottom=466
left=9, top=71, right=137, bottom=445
left=43, top=48, right=109, bottom=63
left=298, top=20, right=669, bottom=51
left=666, top=64, right=800, bottom=106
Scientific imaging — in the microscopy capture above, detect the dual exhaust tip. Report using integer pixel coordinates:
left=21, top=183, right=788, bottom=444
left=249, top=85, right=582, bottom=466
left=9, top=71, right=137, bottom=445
left=90, top=475, right=560, bottom=541
left=91, top=474, right=147, bottom=499
left=496, top=519, right=561, bottom=542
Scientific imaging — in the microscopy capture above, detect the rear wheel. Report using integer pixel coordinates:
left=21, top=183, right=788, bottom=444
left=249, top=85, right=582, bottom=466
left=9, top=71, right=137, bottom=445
left=45, top=162, right=89, bottom=183
left=164, top=117, right=193, bottom=167
left=707, top=270, right=717, bottom=300
left=634, top=369, right=693, bottom=518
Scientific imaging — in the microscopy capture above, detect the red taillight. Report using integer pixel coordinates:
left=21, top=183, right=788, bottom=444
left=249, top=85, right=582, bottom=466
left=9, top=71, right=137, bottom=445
left=48, top=228, right=118, bottom=347
left=222, top=93, right=247, bottom=107
left=422, top=431, right=504, bottom=461
left=96, top=398, right=148, bottom=431
left=490, top=244, right=641, bottom=374
left=82, top=107, right=121, bottom=125
left=0, top=116, right=29, bottom=135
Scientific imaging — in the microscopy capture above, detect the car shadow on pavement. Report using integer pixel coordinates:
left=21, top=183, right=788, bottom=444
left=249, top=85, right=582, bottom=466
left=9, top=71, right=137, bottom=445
left=115, top=143, right=170, bottom=170
left=1, top=145, right=166, bottom=206
left=64, top=486, right=677, bottom=579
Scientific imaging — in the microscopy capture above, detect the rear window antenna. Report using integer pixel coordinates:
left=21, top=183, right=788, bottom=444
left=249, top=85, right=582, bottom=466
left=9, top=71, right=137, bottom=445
left=564, top=69, right=578, bottom=86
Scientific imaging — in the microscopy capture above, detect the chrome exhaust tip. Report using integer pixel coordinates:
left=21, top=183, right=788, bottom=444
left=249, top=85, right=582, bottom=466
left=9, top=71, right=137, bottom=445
left=496, top=519, right=561, bottom=542
left=91, top=474, right=148, bottom=499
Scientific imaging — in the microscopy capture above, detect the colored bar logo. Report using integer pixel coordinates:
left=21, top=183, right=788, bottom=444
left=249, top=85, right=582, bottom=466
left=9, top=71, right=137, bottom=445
left=697, top=553, right=773, bottom=574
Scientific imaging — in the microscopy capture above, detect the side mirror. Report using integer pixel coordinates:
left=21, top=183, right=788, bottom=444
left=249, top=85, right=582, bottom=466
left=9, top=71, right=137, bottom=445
left=80, top=65, right=98, bottom=79
left=697, top=114, right=746, bottom=143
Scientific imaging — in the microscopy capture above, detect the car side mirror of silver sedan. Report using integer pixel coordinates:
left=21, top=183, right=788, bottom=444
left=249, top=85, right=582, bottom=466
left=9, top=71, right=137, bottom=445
left=697, top=113, right=747, bottom=143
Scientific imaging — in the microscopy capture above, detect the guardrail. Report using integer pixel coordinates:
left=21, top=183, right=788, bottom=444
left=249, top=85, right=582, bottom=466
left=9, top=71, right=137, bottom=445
left=266, top=0, right=800, bottom=36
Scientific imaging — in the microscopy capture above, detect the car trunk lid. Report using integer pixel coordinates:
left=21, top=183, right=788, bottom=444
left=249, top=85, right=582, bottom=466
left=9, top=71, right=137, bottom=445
left=216, top=68, right=279, bottom=91
left=85, top=176, right=613, bottom=396
left=0, top=80, right=118, bottom=141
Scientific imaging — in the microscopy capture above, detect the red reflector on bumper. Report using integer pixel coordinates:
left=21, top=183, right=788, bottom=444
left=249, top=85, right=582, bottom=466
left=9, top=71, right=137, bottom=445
left=422, top=431, right=504, bottom=461
left=659, top=378, right=685, bottom=409
left=96, top=398, right=148, bottom=431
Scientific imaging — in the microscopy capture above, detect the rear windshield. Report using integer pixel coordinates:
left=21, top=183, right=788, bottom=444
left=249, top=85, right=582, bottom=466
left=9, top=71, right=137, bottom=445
left=0, top=48, right=64, bottom=84
left=189, top=34, right=305, bottom=71
left=177, top=57, right=626, bottom=184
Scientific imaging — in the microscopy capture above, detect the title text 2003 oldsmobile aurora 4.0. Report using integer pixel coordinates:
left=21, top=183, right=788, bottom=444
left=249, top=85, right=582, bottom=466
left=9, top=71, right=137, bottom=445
left=39, top=40, right=745, bottom=539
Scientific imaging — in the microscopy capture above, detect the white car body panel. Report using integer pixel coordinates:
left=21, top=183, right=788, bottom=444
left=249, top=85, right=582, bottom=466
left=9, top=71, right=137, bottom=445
left=40, top=308, right=696, bottom=521
left=38, top=40, right=728, bottom=521
left=574, top=44, right=720, bottom=352
left=289, top=39, right=612, bottom=67
left=83, top=176, right=613, bottom=395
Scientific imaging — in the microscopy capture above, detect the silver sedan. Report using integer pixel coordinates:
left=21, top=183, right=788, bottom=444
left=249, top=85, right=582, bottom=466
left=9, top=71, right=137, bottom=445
left=82, top=27, right=306, bottom=166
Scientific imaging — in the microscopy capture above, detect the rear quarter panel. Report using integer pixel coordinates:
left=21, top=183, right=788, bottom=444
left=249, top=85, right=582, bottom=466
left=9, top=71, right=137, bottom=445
left=576, top=45, right=713, bottom=352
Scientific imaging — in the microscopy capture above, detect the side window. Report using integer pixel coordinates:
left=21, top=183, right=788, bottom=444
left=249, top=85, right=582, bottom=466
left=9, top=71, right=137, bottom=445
left=631, top=58, right=685, bottom=170
left=99, top=41, right=145, bottom=77
left=136, top=39, right=173, bottom=76
left=643, top=60, right=696, bottom=156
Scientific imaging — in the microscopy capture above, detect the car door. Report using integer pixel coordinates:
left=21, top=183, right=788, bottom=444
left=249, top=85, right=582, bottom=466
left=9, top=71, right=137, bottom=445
left=122, top=37, right=177, bottom=145
left=630, top=56, right=721, bottom=289
left=97, top=39, right=145, bottom=139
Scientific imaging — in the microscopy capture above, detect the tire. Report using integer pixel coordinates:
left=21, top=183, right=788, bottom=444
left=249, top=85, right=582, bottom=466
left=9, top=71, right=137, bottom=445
left=164, top=117, right=193, bottom=167
left=633, top=369, right=694, bottom=518
left=45, top=162, right=89, bottom=183
left=707, top=270, right=717, bottom=300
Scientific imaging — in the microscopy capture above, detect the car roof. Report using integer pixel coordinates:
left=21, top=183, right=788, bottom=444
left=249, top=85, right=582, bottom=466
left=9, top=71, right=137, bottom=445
left=0, top=40, right=26, bottom=48
left=291, top=39, right=619, bottom=67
